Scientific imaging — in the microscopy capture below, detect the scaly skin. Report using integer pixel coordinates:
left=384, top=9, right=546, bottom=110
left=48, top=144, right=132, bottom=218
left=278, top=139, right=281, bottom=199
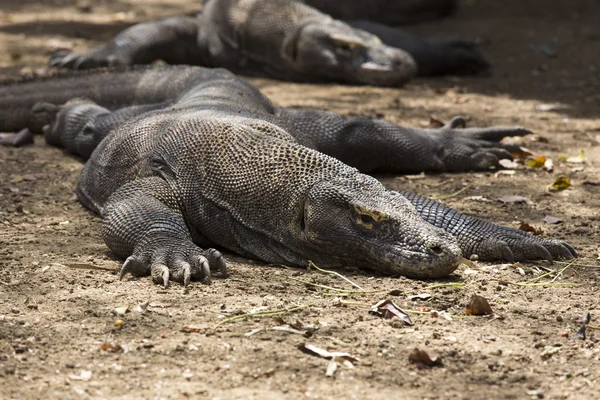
left=0, top=66, right=576, bottom=287
left=48, top=0, right=489, bottom=84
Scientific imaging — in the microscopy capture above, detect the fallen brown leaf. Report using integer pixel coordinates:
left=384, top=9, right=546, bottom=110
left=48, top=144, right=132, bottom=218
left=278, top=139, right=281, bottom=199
left=369, top=299, right=413, bottom=325
left=466, top=295, right=493, bottom=316
left=519, top=223, right=543, bottom=235
left=99, top=342, right=123, bottom=352
left=408, top=348, right=443, bottom=368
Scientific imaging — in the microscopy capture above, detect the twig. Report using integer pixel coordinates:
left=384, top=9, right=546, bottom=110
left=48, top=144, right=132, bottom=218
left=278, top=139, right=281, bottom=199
left=430, top=185, right=470, bottom=201
left=308, top=261, right=364, bottom=291
left=211, top=303, right=314, bottom=331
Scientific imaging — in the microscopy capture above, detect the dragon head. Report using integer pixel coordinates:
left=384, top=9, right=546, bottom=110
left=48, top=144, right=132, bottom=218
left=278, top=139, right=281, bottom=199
left=286, top=20, right=418, bottom=86
left=297, top=175, right=462, bottom=278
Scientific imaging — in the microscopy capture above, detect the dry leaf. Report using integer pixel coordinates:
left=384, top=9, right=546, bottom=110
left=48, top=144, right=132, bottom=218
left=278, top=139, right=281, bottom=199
left=133, top=300, right=149, bottom=313
left=408, top=348, right=443, bottom=368
left=428, top=115, right=445, bottom=128
left=369, top=299, right=413, bottom=325
left=566, top=150, right=586, bottom=164
left=10, top=175, right=24, bottom=183
left=68, top=370, right=92, bottom=381
left=543, top=215, right=563, bottom=224
left=527, top=156, right=547, bottom=168
left=549, top=176, right=571, bottom=191
left=519, top=223, right=543, bottom=235
left=466, top=295, right=493, bottom=316
left=298, top=343, right=359, bottom=364
left=112, top=306, right=128, bottom=316
left=498, top=159, right=519, bottom=169
left=99, top=342, right=123, bottom=352
left=498, top=195, right=527, bottom=204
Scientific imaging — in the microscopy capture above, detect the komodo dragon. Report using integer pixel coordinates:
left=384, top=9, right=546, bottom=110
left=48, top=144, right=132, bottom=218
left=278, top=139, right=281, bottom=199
left=0, top=66, right=576, bottom=287
left=49, top=0, right=489, bottom=85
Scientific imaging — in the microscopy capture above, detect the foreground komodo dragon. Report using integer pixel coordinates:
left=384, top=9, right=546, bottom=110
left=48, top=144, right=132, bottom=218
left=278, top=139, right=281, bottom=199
left=50, top=0, right=489, bottom=85
left=0, top=66, right=576, bottom=287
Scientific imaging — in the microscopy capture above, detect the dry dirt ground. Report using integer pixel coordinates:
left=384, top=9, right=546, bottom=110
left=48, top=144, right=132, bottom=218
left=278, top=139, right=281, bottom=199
left=1, top=1, right=600, bottom=399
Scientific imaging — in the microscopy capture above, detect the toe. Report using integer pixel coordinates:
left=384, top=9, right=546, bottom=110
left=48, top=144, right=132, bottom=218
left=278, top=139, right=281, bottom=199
left=151, top=263, right=170, bottom=288
left=512, top=242, right=553, bottom=262
left=196, top=256, right=212, bottom=285
left=204, top=248, right=228, bottom=276
left=446, top=116, right=467, bottom=129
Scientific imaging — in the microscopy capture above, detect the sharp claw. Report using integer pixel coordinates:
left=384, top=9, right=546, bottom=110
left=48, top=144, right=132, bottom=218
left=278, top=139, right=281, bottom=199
left=73, top=57, right=84, bottom=70
left=562, top=242, right=578, bottom=258
left=447, top=116, right=467, bottom=129
left=120, top=256, right=135, bottom=280
left=57, top=54, right=73, bottom=68
left=534, top=244, right=553, bottom=263
left=500, top=143, right=523, bottom=155
left=218, top=257, right=228, bottom=277
left=198, top=256, right=212, bottom=285
left=151, top=264, right=170, bottom=288
left=499, top=242, right=515, bottom=263
left=182, top=262, right=192, bottom=287
left=162, top=266, right=170, bottom=288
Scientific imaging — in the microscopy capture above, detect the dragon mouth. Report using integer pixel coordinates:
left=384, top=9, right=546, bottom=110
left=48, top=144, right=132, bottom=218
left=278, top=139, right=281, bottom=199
left=359, top=61, right=393, bottom=72
left=362, top=242, right=463, bottom=279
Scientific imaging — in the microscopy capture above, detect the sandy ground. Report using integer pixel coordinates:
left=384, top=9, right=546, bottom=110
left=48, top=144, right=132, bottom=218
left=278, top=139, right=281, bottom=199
left=0, top=1, right=599, bottom=399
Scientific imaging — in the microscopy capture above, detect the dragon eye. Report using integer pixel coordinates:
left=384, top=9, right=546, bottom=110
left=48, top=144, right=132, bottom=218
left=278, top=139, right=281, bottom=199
left=331, top=38, right=361, bottom=53
left=359, top=214, right=375, bottom=224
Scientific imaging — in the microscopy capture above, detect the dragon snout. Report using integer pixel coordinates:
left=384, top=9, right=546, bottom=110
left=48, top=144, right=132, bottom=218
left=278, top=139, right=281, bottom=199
left=360, top=47, right=417, bottom=86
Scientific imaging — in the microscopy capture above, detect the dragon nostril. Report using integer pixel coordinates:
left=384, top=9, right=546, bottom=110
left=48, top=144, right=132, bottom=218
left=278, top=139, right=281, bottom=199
left=430, top=246, right=444, bottom=256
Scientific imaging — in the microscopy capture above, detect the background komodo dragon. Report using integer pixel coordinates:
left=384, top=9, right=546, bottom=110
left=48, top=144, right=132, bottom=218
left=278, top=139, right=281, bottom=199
left=49, top=0, right=489, bottom=85
left=0, top=66, right=576, bottom=287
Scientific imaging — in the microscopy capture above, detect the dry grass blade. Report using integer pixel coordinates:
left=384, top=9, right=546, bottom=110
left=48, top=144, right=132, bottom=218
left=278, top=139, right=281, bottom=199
left=308, top=261, right=364, bottom=291
left=424, top=282, right=464, bottom=290
left=430, top=185, right=470, bottom=201
left=525, top=260, right=576, bottom=284
left=211, top=303, right=314, bottom=331
left=285, top=276, right=385, bottom=294
left=555, top=261, right=600, bottom=268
